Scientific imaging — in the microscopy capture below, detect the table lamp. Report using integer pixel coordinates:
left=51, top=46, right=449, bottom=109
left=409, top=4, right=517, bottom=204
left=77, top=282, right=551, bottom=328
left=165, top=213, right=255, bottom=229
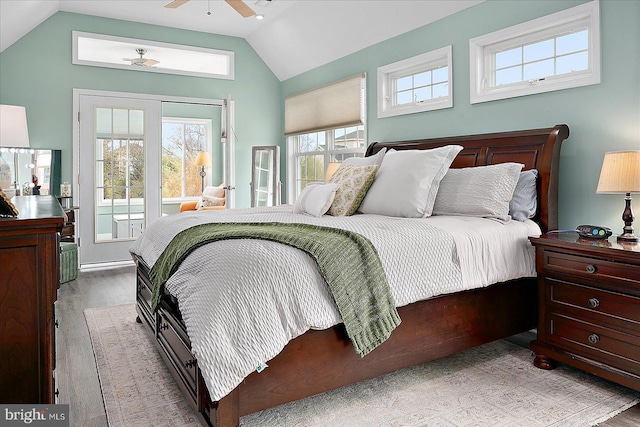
left=325, top=162, right=341, bottom=181
left=0, top=105, right=31, bottom=195
left=596, top=150, right=640, bottom=242
left=195, top=151, right=211, bottom=192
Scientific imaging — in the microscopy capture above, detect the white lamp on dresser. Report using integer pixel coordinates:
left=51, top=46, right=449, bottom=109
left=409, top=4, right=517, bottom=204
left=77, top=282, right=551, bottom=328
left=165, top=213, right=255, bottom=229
left=0, top=104, right=31, bottom=198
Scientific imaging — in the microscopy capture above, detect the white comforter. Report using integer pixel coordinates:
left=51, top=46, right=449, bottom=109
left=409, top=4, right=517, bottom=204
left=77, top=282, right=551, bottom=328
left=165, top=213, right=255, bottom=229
left=130, top=206, right=540, bottom=401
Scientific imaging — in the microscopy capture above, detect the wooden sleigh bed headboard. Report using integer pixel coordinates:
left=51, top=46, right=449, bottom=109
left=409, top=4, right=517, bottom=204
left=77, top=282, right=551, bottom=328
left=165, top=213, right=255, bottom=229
left=135, top=124, right=570, bottom=427
left=366, top=124, right=569, bottom=232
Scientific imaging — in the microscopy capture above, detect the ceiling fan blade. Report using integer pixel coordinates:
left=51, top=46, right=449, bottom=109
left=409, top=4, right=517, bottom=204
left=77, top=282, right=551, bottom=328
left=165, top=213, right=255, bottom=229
left=165, top=0, right=189, bottom=8
left=143, top=59, right=159, bottom=67
left=225, top=0, right=255, bottom=18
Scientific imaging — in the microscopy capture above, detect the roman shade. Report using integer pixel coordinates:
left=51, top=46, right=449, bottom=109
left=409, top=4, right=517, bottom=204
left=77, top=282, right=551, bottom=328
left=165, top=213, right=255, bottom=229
left=285, top=74, right=365, bottom=136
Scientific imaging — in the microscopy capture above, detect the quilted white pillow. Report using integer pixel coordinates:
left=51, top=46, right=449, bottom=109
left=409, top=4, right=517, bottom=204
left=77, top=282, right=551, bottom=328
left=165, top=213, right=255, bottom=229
left=432, top=162, right=524, bottom=222
left=358, top=145, right=463, bottom=218
left=293, top=183, right=340, bottom=217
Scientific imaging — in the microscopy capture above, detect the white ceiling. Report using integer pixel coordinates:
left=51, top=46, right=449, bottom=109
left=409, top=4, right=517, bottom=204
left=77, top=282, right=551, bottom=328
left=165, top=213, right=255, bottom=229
left=0, top=0, right=484, bottom=81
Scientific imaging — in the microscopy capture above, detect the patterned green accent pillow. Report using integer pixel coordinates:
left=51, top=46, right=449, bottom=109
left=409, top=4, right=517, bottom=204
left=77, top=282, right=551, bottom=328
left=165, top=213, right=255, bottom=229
left=328, top=164, right=378, bottom=216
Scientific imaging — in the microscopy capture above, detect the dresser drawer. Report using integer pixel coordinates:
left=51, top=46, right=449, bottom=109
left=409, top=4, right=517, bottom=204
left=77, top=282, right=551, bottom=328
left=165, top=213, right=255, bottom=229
left=157, top=311, right=197, bottom=397
left=546, top=313, right=640, bottom=376
left=547, top=278, right=640, bottom=330
left=542, top=250, right=640, bottom=288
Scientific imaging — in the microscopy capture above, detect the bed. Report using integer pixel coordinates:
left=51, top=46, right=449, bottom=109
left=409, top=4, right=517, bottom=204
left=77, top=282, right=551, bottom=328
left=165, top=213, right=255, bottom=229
left=131, top=124, right=569, bottom=427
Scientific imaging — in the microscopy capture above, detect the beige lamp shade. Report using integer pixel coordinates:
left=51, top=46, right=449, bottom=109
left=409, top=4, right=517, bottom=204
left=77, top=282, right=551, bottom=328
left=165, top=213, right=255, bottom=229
left=596, top=151, right=640, bottom=194
left=0, top=105, right=30, bottom=148
left=325, top=162, right=341, bottom=181
left=195, top=151, right=211, bottom=167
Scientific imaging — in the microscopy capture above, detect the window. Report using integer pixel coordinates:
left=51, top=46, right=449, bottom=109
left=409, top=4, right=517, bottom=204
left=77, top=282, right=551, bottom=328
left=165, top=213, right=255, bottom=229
left=378, top=46, right=452, bottom=118
left=95, top=107, right=145, bottom=208
left=470, top=0, right=600, bottom=104
left=73, top=31, right=234, bottom=80
left=161, top=118, right=212, bottom=201
left=289, top=125, right=366, bottom=196
left=285, top=75, right=366, bottom=202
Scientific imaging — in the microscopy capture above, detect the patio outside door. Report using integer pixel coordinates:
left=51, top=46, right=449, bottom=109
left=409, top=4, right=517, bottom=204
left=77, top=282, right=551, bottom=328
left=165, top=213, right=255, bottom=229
left=78, top=95, right=162, bottom=265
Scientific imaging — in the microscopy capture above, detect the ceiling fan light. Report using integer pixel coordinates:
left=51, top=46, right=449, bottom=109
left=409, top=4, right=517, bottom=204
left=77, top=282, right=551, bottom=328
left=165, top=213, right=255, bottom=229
left=255, top=14, right=264, bottom=20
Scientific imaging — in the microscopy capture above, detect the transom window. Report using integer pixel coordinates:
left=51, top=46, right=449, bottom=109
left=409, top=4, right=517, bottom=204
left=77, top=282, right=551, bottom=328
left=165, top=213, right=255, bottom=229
left=494, top=29, right=588, bottom=86
left=470, top=1, right=600, bottom=104
left=378, top=46, right=452, bottom=118
left=395, top=66, right=449, bottom=105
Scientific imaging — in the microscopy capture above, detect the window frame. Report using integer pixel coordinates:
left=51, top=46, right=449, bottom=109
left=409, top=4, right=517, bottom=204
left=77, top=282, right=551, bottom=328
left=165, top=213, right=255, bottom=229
left=377, top=45, right=453, bottom=118
left=469, top=0, right=600, bottom=104
left=286, top=125, right=366, bottom=203
left=161, top=117, right=213, bottom=203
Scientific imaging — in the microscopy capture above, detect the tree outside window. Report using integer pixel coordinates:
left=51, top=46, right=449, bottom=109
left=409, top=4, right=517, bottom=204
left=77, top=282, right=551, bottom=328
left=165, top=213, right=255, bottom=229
left=161, top=118, right=212, bottom=199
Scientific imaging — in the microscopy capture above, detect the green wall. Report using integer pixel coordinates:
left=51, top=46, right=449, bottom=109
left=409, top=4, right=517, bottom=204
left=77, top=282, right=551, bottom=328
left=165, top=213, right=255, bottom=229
left=2, top=1, right=639, bottom=230
left=282, top=0, right=640, bottom=231
left=0, top=11, right=282, bottom=208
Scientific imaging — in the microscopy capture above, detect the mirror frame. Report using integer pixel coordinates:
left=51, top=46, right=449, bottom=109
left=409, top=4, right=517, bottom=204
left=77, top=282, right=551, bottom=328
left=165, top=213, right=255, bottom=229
left=250, top=145, right=280, bottom=207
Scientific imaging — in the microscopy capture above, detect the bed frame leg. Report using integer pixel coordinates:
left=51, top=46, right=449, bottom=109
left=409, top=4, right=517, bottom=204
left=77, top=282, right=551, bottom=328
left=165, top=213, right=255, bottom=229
left=533, top=353, right=556, bottom=370
left=209, top=388, right=239, bottom=427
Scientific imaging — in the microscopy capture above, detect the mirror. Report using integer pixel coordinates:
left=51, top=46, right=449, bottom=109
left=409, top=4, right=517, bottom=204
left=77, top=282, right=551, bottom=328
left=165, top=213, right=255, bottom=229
left=0, top=148, right=61, bottom=197
left=250, top=146, right=280, bottom=207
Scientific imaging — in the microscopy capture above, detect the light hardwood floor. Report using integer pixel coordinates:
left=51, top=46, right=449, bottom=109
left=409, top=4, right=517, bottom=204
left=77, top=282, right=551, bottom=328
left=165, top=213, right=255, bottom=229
left=57, top=266, right=639, bottom=426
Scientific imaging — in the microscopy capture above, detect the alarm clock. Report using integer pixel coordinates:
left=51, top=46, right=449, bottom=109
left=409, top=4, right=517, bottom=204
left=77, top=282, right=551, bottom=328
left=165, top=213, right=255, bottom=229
left=576, top=224, right=612, bottom=239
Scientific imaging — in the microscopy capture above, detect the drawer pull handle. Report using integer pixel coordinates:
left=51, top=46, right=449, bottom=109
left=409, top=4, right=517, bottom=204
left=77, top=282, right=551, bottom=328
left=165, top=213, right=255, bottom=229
left=184, top=359, right=196, bottom=369
left=588, top=298, right=600, bottom=309
left=586, top=264, right=596, bottom=274
left=588, top=334, right=600, bottom=345
left=159, top=323, right=169, bottom=331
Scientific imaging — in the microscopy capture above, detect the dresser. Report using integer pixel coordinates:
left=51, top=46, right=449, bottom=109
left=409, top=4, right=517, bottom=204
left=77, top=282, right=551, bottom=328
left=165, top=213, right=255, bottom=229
left=529, top=232, right=640, bottom=392
left=0, top=195, right=65, bottom=403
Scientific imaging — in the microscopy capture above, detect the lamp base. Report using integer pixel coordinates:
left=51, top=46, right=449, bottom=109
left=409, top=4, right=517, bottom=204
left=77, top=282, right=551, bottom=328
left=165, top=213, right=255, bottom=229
left=617, top=233, right=639, bottom=243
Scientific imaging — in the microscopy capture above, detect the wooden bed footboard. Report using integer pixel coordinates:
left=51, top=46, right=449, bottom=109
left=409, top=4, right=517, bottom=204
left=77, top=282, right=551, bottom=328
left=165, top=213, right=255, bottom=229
left=134, top=124, right=569, bottom=427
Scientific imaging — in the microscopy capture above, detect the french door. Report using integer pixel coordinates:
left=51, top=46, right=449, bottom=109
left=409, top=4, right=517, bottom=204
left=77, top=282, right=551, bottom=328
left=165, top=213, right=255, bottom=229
left=78, top=95, right=162, bottom=265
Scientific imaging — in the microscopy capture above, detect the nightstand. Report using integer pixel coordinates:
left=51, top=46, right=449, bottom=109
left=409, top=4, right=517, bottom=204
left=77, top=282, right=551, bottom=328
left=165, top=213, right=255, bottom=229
left=529, top=232, right=640, bottom=392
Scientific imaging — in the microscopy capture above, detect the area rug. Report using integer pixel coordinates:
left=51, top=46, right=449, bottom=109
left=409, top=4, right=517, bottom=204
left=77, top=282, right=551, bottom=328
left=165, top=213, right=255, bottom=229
left=85, top=304, right=640, bottom=427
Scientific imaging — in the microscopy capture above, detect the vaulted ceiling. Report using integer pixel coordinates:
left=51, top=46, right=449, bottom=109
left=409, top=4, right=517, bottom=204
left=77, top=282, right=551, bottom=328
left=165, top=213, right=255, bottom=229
left=0, top=0, right=483, bottom=81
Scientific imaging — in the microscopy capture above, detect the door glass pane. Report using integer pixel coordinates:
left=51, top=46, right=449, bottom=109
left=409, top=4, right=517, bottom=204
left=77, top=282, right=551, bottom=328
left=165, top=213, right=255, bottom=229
left=95, top=107, right=146, bottom=242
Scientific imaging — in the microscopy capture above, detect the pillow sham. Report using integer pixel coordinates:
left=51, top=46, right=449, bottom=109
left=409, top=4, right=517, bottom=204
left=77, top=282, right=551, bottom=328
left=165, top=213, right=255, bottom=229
left=342, top=147, right=387, bottom=168
left=432, top=162, right=524, bottom=222
left=509, top=169, right=539, bottom=221
left=293, top=183, right=340, bottom=217
left=357, top=145, right=463, bottom=218
left=328, top=164, right=378, bottom=216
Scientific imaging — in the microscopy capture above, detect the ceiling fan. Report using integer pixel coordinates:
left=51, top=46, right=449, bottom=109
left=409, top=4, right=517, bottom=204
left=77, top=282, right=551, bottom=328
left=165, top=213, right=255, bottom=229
left=165, top=0, right=259, bottom=18
left=123, top=49, right=159, bottom=67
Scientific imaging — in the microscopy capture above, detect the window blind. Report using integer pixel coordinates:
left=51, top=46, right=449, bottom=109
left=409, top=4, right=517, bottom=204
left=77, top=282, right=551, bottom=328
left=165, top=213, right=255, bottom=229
left=285, top=74, right=365, bottom=136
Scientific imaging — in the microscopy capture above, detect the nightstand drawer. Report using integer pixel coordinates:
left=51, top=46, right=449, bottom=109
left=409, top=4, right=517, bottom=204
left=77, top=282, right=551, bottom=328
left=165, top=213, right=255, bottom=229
left=542, top=250, right=640, bottom=287
left=548, top=278, right=640, bottom=327
left=547, top=313, right=640, bottom=376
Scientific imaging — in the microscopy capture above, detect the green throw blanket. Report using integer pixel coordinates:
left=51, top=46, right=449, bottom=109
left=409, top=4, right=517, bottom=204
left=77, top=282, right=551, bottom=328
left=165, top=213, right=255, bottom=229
left=149, top=222, right=401, bottom=356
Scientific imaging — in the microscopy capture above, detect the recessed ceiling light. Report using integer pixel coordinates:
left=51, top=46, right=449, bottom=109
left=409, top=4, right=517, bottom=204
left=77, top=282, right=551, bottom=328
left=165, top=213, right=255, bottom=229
left=255, top=14, right=265, bottom=20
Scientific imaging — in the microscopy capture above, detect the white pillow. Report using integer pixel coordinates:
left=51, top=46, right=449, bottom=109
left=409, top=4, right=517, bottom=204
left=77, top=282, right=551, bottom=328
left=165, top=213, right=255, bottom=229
left=293, top=183, right=340, bottom=217
left=432, top=162, right=524, bottom=222
left=342, top=147, right=387, bottom=168
left=197, top=185, right=225, bottom=209
left=358, top=145, right=463, bottom=218
left=202, top=185, right=225, bottom=198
